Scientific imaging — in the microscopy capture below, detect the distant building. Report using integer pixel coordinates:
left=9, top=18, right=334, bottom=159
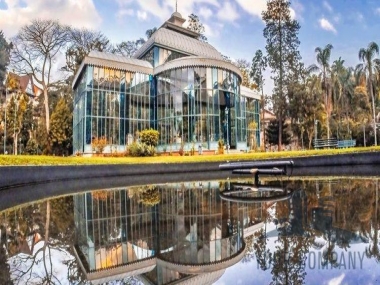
left=72, top=11, right=261, bottom=155
left=3, top=72, right=42, bottom=104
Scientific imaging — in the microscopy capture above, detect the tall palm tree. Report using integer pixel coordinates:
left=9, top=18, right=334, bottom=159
left=356, top=42, right=380, bottom=146
left=309, top=44, right=334, bottom=140
left=331, top=58, right=355, bottom=138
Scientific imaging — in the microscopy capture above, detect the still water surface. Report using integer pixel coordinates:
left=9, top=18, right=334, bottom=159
left=1, top=176, right=379, bottom=285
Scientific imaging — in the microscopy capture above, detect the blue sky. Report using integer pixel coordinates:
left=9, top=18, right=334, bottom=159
left=1, top=0, right=380, bottom=93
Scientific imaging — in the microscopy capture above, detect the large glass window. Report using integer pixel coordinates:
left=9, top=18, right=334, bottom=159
left=73, top=66, right=152, bottom=154
left=156, top=67, right=242, bottom=150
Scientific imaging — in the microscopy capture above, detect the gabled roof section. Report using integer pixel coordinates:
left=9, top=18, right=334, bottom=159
left=154, top=56, right=242, bottom=81
left=133, top=28, right=223, bottom=61
left=72, top=51, right=154, bottom=88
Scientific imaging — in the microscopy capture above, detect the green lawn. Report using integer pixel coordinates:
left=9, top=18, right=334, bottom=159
left=0, top=146, right=379, bottom=166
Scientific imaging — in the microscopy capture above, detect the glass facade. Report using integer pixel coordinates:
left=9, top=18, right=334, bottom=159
left=73, top=66, right=153, bottom=154
left=73, top=49, right=261, bottom=154
left=156, top=67, right=241, bottom=150
left=73, top=181, right=255, bottom=275
left=140, top=46, right=188, bottom=67
left=74, top=188, right=157, bottom=271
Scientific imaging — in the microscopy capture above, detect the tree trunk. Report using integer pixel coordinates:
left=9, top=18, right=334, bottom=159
left=369, top=77, right=377, bottom=146
left=43, top=88, right=50, bottom=132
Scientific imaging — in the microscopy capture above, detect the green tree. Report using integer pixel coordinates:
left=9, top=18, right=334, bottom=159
left=6, top=93, right=28, bottom=155
left=356, top=42, right=380, bottom=146
left=49, top=97, right=72, bottom=155
left=19, top=100, right=35, bottom=154
left=11, top=19, right=69, bottom=133
left=235, top=59, right=253, bottom=88
left=0, top=30, right=12, bottom=89
left=309, top=44, right=334, bottom=140
left=266, top=119, right=291, bottom=147
left=331, top=59, right=355, bottom=131
left=262, top=0, right=301, bottom=150
left=250, top=49, right=268, bottom=148
left=24, top=137, right=39, bottom=155
left=187, top=13, right=208, bottom=42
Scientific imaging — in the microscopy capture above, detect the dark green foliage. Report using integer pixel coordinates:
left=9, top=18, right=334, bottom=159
left=0, top=30, right=12, bottom=88
left=140, top=129, right=160, bottom=147
left=0, top=241, right=13, bottom=285
left=262, top=0, right=301, bottom=148
left=250, top=49, right=267, bottom=92
left=49, top=97, right=73, bottom=155
left=25, top=138, right=39, bottom=154
left=266, top=119, right=291, bottom=146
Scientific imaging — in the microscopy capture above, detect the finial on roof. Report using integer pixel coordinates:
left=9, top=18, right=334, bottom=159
left=175, top=0, right=177, bottom=12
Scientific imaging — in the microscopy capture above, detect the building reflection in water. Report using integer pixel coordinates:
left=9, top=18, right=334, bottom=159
left=73, top=181, right=263, bottom=284
left=2, top=178, right=379, bottom=284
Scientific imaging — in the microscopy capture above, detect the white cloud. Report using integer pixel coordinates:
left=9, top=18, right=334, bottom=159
left=203, top=22, right=222, bottom=38
left=137, top=10, right=148, bottom=20
left=375, top=7, right=380, bottom=15
left=328, top=273, right=345, bottom=285
left=319, top=17, right=337, bottom=34
left=235, top=0, right=298, bottom=21
left=217, top=1, right=239, bottom=22
left=0, top=0, right=102, bottom=38
left=116, top=0, right=220, bottom=23
left=235, top=0, right=266, bottom=19
left=292, top=0, right=304, bottom=21
left=116, top=8, right=134, bottom=19
left=198, top=6, right=213, bottom=19
left=323, top=1, right=333, bottom=13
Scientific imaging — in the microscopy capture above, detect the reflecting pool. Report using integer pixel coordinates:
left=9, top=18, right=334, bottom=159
left=1, top=177, right=379, bottom=284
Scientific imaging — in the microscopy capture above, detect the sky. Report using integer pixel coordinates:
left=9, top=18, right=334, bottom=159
left=1, top=0, right=380, bottom=94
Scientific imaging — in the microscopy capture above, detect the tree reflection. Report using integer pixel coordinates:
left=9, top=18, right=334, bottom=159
left=365, top=180, right=380, bottom=262
left=1, top=178, right=380, bottom=284
left=3, top=197, right=78, bottom=285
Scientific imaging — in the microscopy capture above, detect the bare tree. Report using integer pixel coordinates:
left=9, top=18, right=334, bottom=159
left=11, top=19, right=68, bottom=133
left=64, top=28, right=111, bottom=74
left=113, top=38, right=146, bottom=58
left=187, top=13, right=208, bottom=42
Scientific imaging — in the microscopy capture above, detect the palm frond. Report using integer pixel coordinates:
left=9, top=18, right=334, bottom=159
left=358, top=48, right=366, bottom=62
left=307, top=64, right=320, bottom=74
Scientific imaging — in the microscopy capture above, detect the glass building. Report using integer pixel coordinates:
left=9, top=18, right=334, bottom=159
left=73, top=181, right=261, bottom=284
left=72, top=12, right=261, bottom=154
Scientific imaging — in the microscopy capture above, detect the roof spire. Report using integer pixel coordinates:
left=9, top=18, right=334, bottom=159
left=175, top=0, right=177, bottom=12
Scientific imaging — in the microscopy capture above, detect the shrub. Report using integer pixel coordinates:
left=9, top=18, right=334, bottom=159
left=25, top=138, right=38, bottom=155
left=139, top=186, right=160, bottom=206
left=218, top=139, right=224, bottom=154
left=127, top=142, right=141, bottom=157
left=92, top=137, right=107, bottom=154
left=140, top=129, right=160, bottom=146
left=127, top=142, right=156, bottom=157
